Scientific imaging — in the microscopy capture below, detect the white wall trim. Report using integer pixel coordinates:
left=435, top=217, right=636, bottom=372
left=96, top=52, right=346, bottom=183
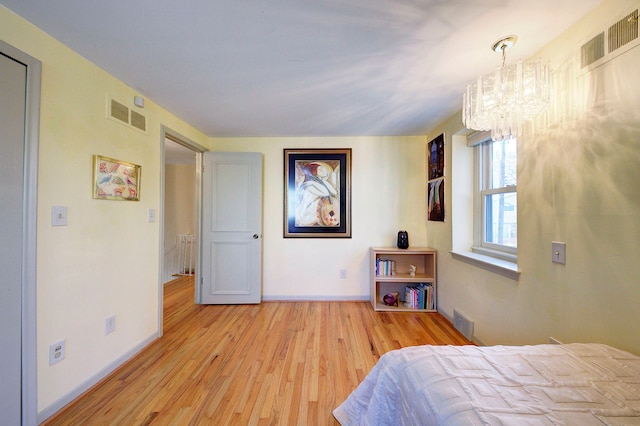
left=450, top=250, right=520, bottom=281
left=261, top=295, right=370, bottom=302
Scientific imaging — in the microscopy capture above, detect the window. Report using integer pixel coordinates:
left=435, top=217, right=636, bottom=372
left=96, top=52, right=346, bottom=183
left=474, top=136, right=517, bottom=261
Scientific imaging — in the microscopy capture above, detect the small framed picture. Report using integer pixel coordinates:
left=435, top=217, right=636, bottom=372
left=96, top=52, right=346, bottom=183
left=428, top=178, right=445, bottom=222
left=92, top=155, right=141, bottom=201
left=427, top=133, right=445, bottom=180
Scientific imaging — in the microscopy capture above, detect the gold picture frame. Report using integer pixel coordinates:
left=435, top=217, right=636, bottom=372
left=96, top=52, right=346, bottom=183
left=92, top=155, right=141, bottom=201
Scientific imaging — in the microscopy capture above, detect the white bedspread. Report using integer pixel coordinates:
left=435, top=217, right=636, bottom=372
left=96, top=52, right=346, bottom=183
left=333, top=343, right=640, bottom=425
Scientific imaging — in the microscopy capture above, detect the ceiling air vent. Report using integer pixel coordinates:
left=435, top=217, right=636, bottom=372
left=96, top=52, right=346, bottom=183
left=581, top=32, right=605, bottom=68
left=130, top=110, right=146, bottom=132
left=609, top=9, right=639, bottom=53
left=110, top=98, right=129, bottom=124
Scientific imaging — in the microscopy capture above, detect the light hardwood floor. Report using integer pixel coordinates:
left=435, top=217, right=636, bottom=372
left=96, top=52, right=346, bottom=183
left=43, top=276, right=470, bottom=425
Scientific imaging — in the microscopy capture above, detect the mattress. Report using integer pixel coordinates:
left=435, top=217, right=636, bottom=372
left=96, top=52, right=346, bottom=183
left=333, top=343, right=640, bottom=425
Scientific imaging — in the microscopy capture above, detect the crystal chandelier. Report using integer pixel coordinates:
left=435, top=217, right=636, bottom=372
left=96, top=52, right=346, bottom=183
left=462, top=36, right=552, bottom=141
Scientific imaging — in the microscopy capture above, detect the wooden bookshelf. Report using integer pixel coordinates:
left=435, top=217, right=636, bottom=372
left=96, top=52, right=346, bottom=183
left=370, top=247, right=437, bottom=312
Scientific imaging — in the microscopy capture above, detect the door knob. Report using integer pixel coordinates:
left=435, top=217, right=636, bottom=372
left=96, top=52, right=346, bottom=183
left=253, top=234, right=260, bottom=239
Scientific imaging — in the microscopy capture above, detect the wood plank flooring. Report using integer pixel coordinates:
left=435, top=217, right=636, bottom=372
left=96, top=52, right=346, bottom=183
left=43, top=276, right=470, bottom=425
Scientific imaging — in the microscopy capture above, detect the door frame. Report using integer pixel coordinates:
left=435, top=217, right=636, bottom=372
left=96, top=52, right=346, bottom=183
left=0, top=41, right=41, bottom=425
left=158, top=126, right=207, bottom=336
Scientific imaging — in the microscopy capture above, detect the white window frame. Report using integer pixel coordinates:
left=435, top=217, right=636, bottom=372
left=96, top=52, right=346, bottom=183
left=472, top=137, right=517, bottom=263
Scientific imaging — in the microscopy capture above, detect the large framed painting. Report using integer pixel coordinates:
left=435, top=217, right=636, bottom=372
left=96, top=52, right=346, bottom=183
left=92, top=155, right=141, bottom=201
left=284, top=148, right=351, bottom=238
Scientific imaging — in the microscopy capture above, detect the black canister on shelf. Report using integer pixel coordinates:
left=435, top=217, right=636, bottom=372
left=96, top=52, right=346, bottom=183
left=397, top=230, right=409, bottom=249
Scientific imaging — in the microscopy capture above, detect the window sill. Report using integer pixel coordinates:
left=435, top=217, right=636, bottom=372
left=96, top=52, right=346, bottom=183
left=450, top=250, right=520, bottom=281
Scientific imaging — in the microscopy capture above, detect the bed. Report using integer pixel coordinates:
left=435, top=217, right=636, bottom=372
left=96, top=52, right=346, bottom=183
left=333, top=343, right=640, bottom=425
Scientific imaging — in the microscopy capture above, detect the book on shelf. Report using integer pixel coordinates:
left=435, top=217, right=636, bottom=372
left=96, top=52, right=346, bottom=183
left=403, top=283, right=434, bottom=310
left=375, top=258, right=396, bottom=276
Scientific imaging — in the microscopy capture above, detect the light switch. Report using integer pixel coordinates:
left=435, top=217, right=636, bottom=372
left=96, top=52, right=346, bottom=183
left=552, top=241, right=566, bottom=264
left=147, top=208, right=156, bottom=223
left=52, top=206, right=68, bottom=226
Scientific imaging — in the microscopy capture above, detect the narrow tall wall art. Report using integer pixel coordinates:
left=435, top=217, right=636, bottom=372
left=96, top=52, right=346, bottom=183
left=427, top=134, right=445, bottom=222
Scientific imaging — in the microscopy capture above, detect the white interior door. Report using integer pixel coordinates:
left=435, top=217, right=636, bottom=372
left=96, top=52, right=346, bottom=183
left=0, top=48, right=27, bottom=426
left=0, top=41, right=39, bottom=426
left=200, top=152, right=263, bottom=304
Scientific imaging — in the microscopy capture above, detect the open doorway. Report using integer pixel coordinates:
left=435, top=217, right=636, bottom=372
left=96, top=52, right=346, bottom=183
left=163, top=137, right=197, bottom=282
left=159, top=127, right=205, bottom=335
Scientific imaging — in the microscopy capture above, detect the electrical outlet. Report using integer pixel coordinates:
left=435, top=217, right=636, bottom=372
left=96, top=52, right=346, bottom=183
left=339, top=269, right=347, bottom=279
left=49, top=340, right=66, bottom=365
left=104, top=315, right=116, bottom=335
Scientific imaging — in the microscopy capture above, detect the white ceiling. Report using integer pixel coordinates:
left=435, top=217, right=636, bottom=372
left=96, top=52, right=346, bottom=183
left=2, top=0, right=602, bottom=137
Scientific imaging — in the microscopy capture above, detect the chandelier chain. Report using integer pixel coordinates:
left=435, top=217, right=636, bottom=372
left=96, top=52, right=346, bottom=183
left=501, top=45, right=507, bottom=68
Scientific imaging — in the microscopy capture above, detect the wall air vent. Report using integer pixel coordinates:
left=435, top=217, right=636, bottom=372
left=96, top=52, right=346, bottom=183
left=453, top=309, right=474, bottom=342
left=110, top=98, right=129, bottom=124
left=106, top=95, right=148, bottom=133
left=130, top=110, right=146, bottom=132
left=609, top=9, right=639, bottom=53
left=579, top=4, right=640, bottom=73
left=581, top=32, right=605, bottom=68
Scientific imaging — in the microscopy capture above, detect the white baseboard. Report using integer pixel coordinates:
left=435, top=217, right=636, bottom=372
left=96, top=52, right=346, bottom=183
left=38, top=332, right=159, bottom=424
left=261, top=295, right=369, bottom=302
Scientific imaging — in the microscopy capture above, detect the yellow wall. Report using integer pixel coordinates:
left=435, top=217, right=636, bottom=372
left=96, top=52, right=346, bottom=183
left=211, top=136, right=428, bottom=299
left=428, top=0, right=640, bottom=355
left=0, top=5, right=209, bottom=415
